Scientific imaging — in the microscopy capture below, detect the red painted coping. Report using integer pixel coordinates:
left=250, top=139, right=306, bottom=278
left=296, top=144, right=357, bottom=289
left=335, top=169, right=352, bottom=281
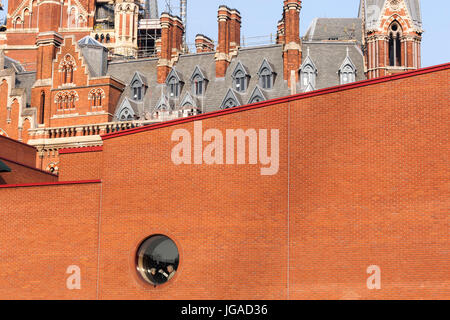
left=0, top=179, right=102, bottom=189
left=59, top=146, right=103, bottom=155
left=101, top=62, right=450, bottom=141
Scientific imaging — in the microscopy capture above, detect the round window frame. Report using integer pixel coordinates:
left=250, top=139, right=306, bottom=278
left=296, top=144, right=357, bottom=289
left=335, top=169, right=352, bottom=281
left=135, top=234, right=180, bottom=288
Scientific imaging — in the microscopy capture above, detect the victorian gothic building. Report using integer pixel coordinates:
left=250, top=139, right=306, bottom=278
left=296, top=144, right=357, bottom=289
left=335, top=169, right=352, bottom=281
left=0, top=0, right=423, bottom=172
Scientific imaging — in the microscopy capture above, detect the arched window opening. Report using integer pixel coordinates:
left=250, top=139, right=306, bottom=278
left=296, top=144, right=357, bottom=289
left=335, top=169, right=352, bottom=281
left=39, top=91, right=45, bottom=124
left=69, top=7, right=77, bottom=28
left=193, top=75, right=203, bottom=96
left=234, top=70, right=246, bottom=92
left=168, top=76, right=179, bottom=98
left=223, top=98, right=237, bottom=109
left=60, top=55, right=75, bottom=84
left=89, top=89, right=104, bottom=108
left=340, top=65, right=356, bottom=84
left=232, top=62, right=249, bottom=93
left=14, top=17, right=23, bottom=29
left=250, top=96, right=263, bottom=104
left=388, top=22, right=402, bottom=67
left=301, top=65, right=316, bottom=88
left=259, top=68, right=273, bottom=90
left=132, top=80, right=143, bottom=100
left=119, top=108, right=134, bottom=121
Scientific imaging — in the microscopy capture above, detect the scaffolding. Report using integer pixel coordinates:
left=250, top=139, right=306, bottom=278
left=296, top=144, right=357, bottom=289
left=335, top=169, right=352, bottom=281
left=137, top=19, right=161, bottom=58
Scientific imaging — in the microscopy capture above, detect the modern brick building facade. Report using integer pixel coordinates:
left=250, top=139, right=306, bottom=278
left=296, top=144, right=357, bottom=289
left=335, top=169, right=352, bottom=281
left=0, top=64, right=448, bottom=299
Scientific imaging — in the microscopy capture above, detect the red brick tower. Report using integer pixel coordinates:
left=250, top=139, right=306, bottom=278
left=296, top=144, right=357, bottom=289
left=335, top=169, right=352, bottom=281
left=361, top=0, right=423, bottom=79
left=31, top=0, right=64, bottom=126
left=280, top=0, right=302, bottom=88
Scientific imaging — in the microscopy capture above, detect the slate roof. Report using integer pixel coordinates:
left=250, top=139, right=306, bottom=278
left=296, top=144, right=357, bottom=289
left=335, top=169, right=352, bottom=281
left=78, top=36, right=105, bottom=48
left=15, top=71, right=35, bottom=107
left=299, top=42, right=365, bottom=90
left=304, top=18, right=363, bottom=42
left=108, top=44, right=292, bottom=119
left=6, top=17, right=368, bottom=121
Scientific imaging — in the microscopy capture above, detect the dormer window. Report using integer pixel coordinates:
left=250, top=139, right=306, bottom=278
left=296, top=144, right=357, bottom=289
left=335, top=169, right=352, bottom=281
left=300, top=48, right=318, bottom=91
left=340, top=65, right=356, bottom=84
left=220, top=89, right=241, bottom=110
left=338, top=48, right=357, bottom=85
left=193, top=75, right=204, bottom=95
left=248, top=86, right=266, bottom=104
left=300, top=50, right=318, bottom=91
left=166, top=68, right=184, bottom=99
left=169, top=77, right=180, bottom=98
left=260, top=69, right=272, bottom=89
left=232, top=62, right=250, bottom=93
left=190, top=66, right=208, bottom=97
left=115, top=98, right=136, bottom=122
left=234, top=70, right=246, bottom=92
left=257, top=59, right=276, bottom=90
left=132, top=81, right=143, bottom=100
left=130, top=72, right=147, bottom=101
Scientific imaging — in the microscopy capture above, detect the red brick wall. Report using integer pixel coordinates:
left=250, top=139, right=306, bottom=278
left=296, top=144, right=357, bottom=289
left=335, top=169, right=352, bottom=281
left=288, top=69, right=450, bottom=299
left=0, top=157, right=58, bottom=185
left=0, top=182, right=101, bottom=299
left=0, top=135, right=37, bottom=167
left=0, top=65, right=448, bottom=299
left=58, top=148, right=103, bottom=181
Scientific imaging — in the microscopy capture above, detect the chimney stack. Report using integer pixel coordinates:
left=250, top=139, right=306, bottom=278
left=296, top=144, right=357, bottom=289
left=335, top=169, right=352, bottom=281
left=282, top=0, right=302, bottom=88
left=195, top=34, right=215, bottom=53
left=276, top=19, right=285, bottom=44
left=215, top=5, right=241, bottom=78
left=229, top=9, right=241, bottom=54
left=157, top=13, right=185, bottom=84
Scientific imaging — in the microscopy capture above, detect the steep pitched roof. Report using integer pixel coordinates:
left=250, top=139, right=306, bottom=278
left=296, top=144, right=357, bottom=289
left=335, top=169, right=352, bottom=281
left=78, top=36, right=106, bottom=48
left=304, top=18, right=363, bottom=42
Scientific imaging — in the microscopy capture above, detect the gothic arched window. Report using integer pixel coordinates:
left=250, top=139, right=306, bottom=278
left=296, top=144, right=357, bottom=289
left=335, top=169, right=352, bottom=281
left=132, top=80, right=143, bottom=100
left=118, top=108, right=134, bottom=121
left=39, top=91, right=45, bottom=124
left=168, top=76, right=180, bottom=98
left=190, top=66, right=208, bottom=96
left=301, top=64, right=316, bottom=89
left=388, top=21, right=402, bottom=67
left=340, top=65, right=355, bottom=84
left=89, top=89, right=105, bottom=108
left=259, top=68, right=273, bottom=90
left=300, top=51, right=318, bottom=91
left=223, top=98, right=237, bottom=109
left=232, top=62, right=250, bottom=93
left=60, top=55, right=76, bottom=85
left=257, top=59, right=276, bottom=90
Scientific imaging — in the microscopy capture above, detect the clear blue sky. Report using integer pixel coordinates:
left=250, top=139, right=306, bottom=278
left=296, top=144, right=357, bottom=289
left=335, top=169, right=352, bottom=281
left=1, top=0, right=449, bottom=67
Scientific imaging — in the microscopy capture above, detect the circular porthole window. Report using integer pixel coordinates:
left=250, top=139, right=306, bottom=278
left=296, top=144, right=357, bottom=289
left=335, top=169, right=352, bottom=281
left=136, top=235, right=179, bottom=286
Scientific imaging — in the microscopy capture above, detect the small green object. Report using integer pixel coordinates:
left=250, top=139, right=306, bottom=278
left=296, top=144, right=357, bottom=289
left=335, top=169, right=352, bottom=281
left=0, top=160, right=11, bottom=172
